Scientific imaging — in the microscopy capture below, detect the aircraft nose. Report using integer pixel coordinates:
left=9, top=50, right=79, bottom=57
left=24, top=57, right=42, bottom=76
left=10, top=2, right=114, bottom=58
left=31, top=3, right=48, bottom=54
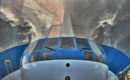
left=3, top=60, right=118, bottom=80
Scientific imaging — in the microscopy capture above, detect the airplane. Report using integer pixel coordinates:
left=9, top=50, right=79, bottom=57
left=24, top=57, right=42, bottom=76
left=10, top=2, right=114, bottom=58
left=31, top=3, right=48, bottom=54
left=0, top=37, right=130, bottom=80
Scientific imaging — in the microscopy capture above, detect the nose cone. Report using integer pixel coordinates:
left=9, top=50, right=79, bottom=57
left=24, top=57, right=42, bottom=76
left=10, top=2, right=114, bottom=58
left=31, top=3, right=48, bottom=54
left=22, top=60, right=108, bottom=80
left=2, top=60, right=118, bottom=80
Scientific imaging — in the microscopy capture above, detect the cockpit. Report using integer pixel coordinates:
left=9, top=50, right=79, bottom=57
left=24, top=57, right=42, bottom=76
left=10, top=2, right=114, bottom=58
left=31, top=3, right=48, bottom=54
left=22, top=37, right=104, bottom=65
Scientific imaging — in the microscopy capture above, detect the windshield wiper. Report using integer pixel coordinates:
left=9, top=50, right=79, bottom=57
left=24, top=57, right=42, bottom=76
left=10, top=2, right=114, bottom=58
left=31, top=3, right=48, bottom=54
left=44, top=47, right=56, bottom=51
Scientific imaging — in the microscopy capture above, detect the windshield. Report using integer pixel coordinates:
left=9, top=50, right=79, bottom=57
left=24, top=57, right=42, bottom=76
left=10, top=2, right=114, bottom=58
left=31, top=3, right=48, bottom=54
left=60, top=38, right=75, bottom=49
left=34, top=39, right=45, bottom=51
left=44, top=38, right=59, bottom=49
left=76, top=38, right=91, bottom=50
left=88, top=39, right=103, bottom=62
left=25, top=41, right=38, bottom=54
left=25, top=39, right=45, bottom=54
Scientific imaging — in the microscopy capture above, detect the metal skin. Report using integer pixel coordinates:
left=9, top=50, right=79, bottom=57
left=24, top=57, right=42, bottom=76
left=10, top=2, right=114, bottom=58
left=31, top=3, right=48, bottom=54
left=0, top=37, right=130, bottom=80
left=2, top=60, right=118, bottom=80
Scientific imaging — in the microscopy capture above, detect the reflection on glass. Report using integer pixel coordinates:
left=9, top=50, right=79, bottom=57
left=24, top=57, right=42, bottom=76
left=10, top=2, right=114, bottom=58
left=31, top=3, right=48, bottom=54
left=30, top=52, right=40, bottom=62
left=60, top=38, right=75, bottom=49
left=77, top=38, right=91, bottom=50
left=84, top=51, right=93, bottom=61
left=34, top=39, right=45, bottom=51
left=88, top=40, right=103, bottom=63
left=88, top=40, right=102, bottom=54
left=44, top=38, right=58, bottom=49
left=26, top=41, right=38, bottom=54
left=40, top=51, right=51, bottom=60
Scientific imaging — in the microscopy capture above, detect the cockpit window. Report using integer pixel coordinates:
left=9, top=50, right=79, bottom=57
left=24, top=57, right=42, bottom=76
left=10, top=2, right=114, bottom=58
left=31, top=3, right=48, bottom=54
left=84, top=51, right=93, bottom=61
left=88, top=40, right=102, bottom=55
left=60, top=38, right=75, bottom=49
left=33, top=39, right=45, bottom=51
left=26, top=41, right=38, bottom=54
left=30, top=52, right=40, bottom=62
left=88, top=40, right=103, bottom=62
left=76, top=38, right=91, bottom=50
left=44, top=38, right=58, bottom=49
left=30, top=51, right=51, bottom=63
